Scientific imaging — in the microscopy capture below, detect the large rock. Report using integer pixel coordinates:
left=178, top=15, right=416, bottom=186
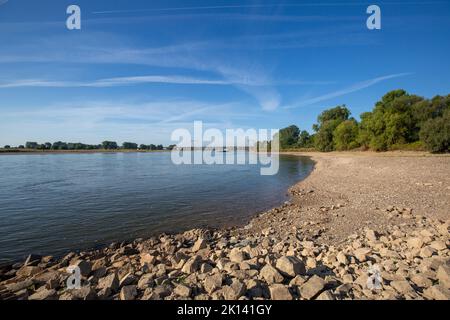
left=407, top=237, right=424, bottom=249
left=5, top=279, right=34, bottom=292
left=436, top=265, right=450, bottom=288
left=366, top=229, right=379, bottom=242
left=192, top=238, right=207, bottom=252
left=299, top=275, right=326, bottom=300
left=121, top=247, right=139, bottom=256
left=92, top=267, right=107, bottom=279
left=269, top=284, right=292, bottom=300
left=16, top=266, right=41, bottom=278
left=200, top=263, right=213, bottom=273
left=64, top=286, right=97, bottom=300
left=246, top=279, right=264, bottom=298
left=204, top=274, right=223, bottom=294
left=289, top=275, right=307, bottom=286
left=145, top=285, right=171, bottom=300
left=390, top=280, right=414, bottom=294
left=174, top=284, right=191, bottom=297
left=420, top=246, right=436, bottom=258
left=119, top=272, right=138, bottom=287
left=423, top=285, right=450, bottom=300
left=29, top=288, right=57, bottom=300
left=181, top=255, right=202, bottom=273
left=316, top=290, right=334, bottom=300
left=222, top=279, right=246, bottom=300
left=336, top=252, right=348, bottom=265
left=353, top=248, right=371, bottom=262
left=120, top=285, right=137, bottom=300
left=410, top=274, right=432, bottom=288
left=140, top=253, right=156, bottom=266
left=437, top=223, right=449, bottom=236
left=73, top=260, right=92, bottom=277
left=24, top=254, right=42, bottom=266
left=97, top=273, right=119, bottom=293
left=306, top=257, right=317, bottom=269
left=137, top=274, right=154, bottom=290
left=229, top=248, right=248, bottom=263
left=430, top=241, right=447, bottom=251
left=275, top=256, right=306, bottom=277
left=260, top=265, right=284, bottom=284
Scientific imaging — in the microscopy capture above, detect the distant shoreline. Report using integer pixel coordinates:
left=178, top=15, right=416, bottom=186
left=0, top=149, right=170, bottom=155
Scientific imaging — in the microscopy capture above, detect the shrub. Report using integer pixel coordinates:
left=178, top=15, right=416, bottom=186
left=333, top=120, right=359, bottom=151
left=314, top=120, right=339, bottom=152
left=419, top=110, right=450, bottom=152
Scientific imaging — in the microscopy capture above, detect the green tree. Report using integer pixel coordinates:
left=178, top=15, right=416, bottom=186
left=122, top=142, right=138, bottom=149
left=313, top=105, right=351, bottom=151
left=357, top=90, right=427, bottom=151
left=274, top=125, right=300, bottom=149
left=317, top=105, right=350, bottom=124
left=102, top=141, right=118, bottom=150
left=419, top=109, right=450, bottom=152
left=25, top=142, right=38, bottom=149
left=139, top=144, right=149, bottom=150
left=52, top=141, right=68, bottom=150
left=297, top=130, right=313, bottom=148
left=314, top=120, right=339, bottom=151
left=333, top=119, right=359, bottom=150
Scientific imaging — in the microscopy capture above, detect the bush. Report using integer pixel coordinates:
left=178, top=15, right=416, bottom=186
left=297, top=130, right=314, bottom=148
left=314, top=105, right=351, bottom=152
left=122, top=142, right=138, bottom=149
left=102, top=141, right=118, bottom=150
left=419, top=110, right=450, bottom=152
left=314, top=120, right=339, bottom=152
left=388, top=141, right=426, bottom=151
left=333, top=120, right=359, bottom=150
left=277, top=125, right=300, bottom=149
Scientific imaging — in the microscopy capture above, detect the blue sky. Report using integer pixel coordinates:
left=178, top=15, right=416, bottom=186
left=0, top=0, right=449, bottom=145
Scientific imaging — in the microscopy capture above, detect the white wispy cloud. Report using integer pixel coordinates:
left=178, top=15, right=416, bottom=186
left=0, top=30, right=337, bottom=111
left=0, top=75, right=331, bottom=89
left=0, top=76, right=228, bottom=88
left=0, top=26, right=357, bottom=113
left=0, top=99, right=258, bottom=125
left=284, top=73, right=413, bottom=109
left=91, top=4, right=348, bottom=15
left=91, top=2, right=447, bottom=15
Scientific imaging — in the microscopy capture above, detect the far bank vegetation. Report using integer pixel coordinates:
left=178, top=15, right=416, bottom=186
left=271, top=90, right=450, bottom=153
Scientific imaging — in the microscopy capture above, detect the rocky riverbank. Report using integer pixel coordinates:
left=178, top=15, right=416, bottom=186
left=0, top=152, right=449, bottom=300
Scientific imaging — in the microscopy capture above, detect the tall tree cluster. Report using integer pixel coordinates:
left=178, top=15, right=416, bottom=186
left=275, top=90, right=450, bottom=153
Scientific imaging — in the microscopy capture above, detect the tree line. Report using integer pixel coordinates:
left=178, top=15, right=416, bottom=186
left=4, top=141, right=175, bottom=151
left=275, top=90, right=450, bottom=153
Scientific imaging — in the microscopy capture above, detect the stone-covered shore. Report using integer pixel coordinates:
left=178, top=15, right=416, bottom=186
left=0, top=152, right=449, bottom=300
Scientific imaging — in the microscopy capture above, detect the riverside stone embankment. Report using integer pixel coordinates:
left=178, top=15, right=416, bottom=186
left=0, top=152, right=449, bottom=300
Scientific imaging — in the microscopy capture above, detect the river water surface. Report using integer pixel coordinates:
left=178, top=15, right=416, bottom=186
left=0, top=152, right=314, bottom=263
